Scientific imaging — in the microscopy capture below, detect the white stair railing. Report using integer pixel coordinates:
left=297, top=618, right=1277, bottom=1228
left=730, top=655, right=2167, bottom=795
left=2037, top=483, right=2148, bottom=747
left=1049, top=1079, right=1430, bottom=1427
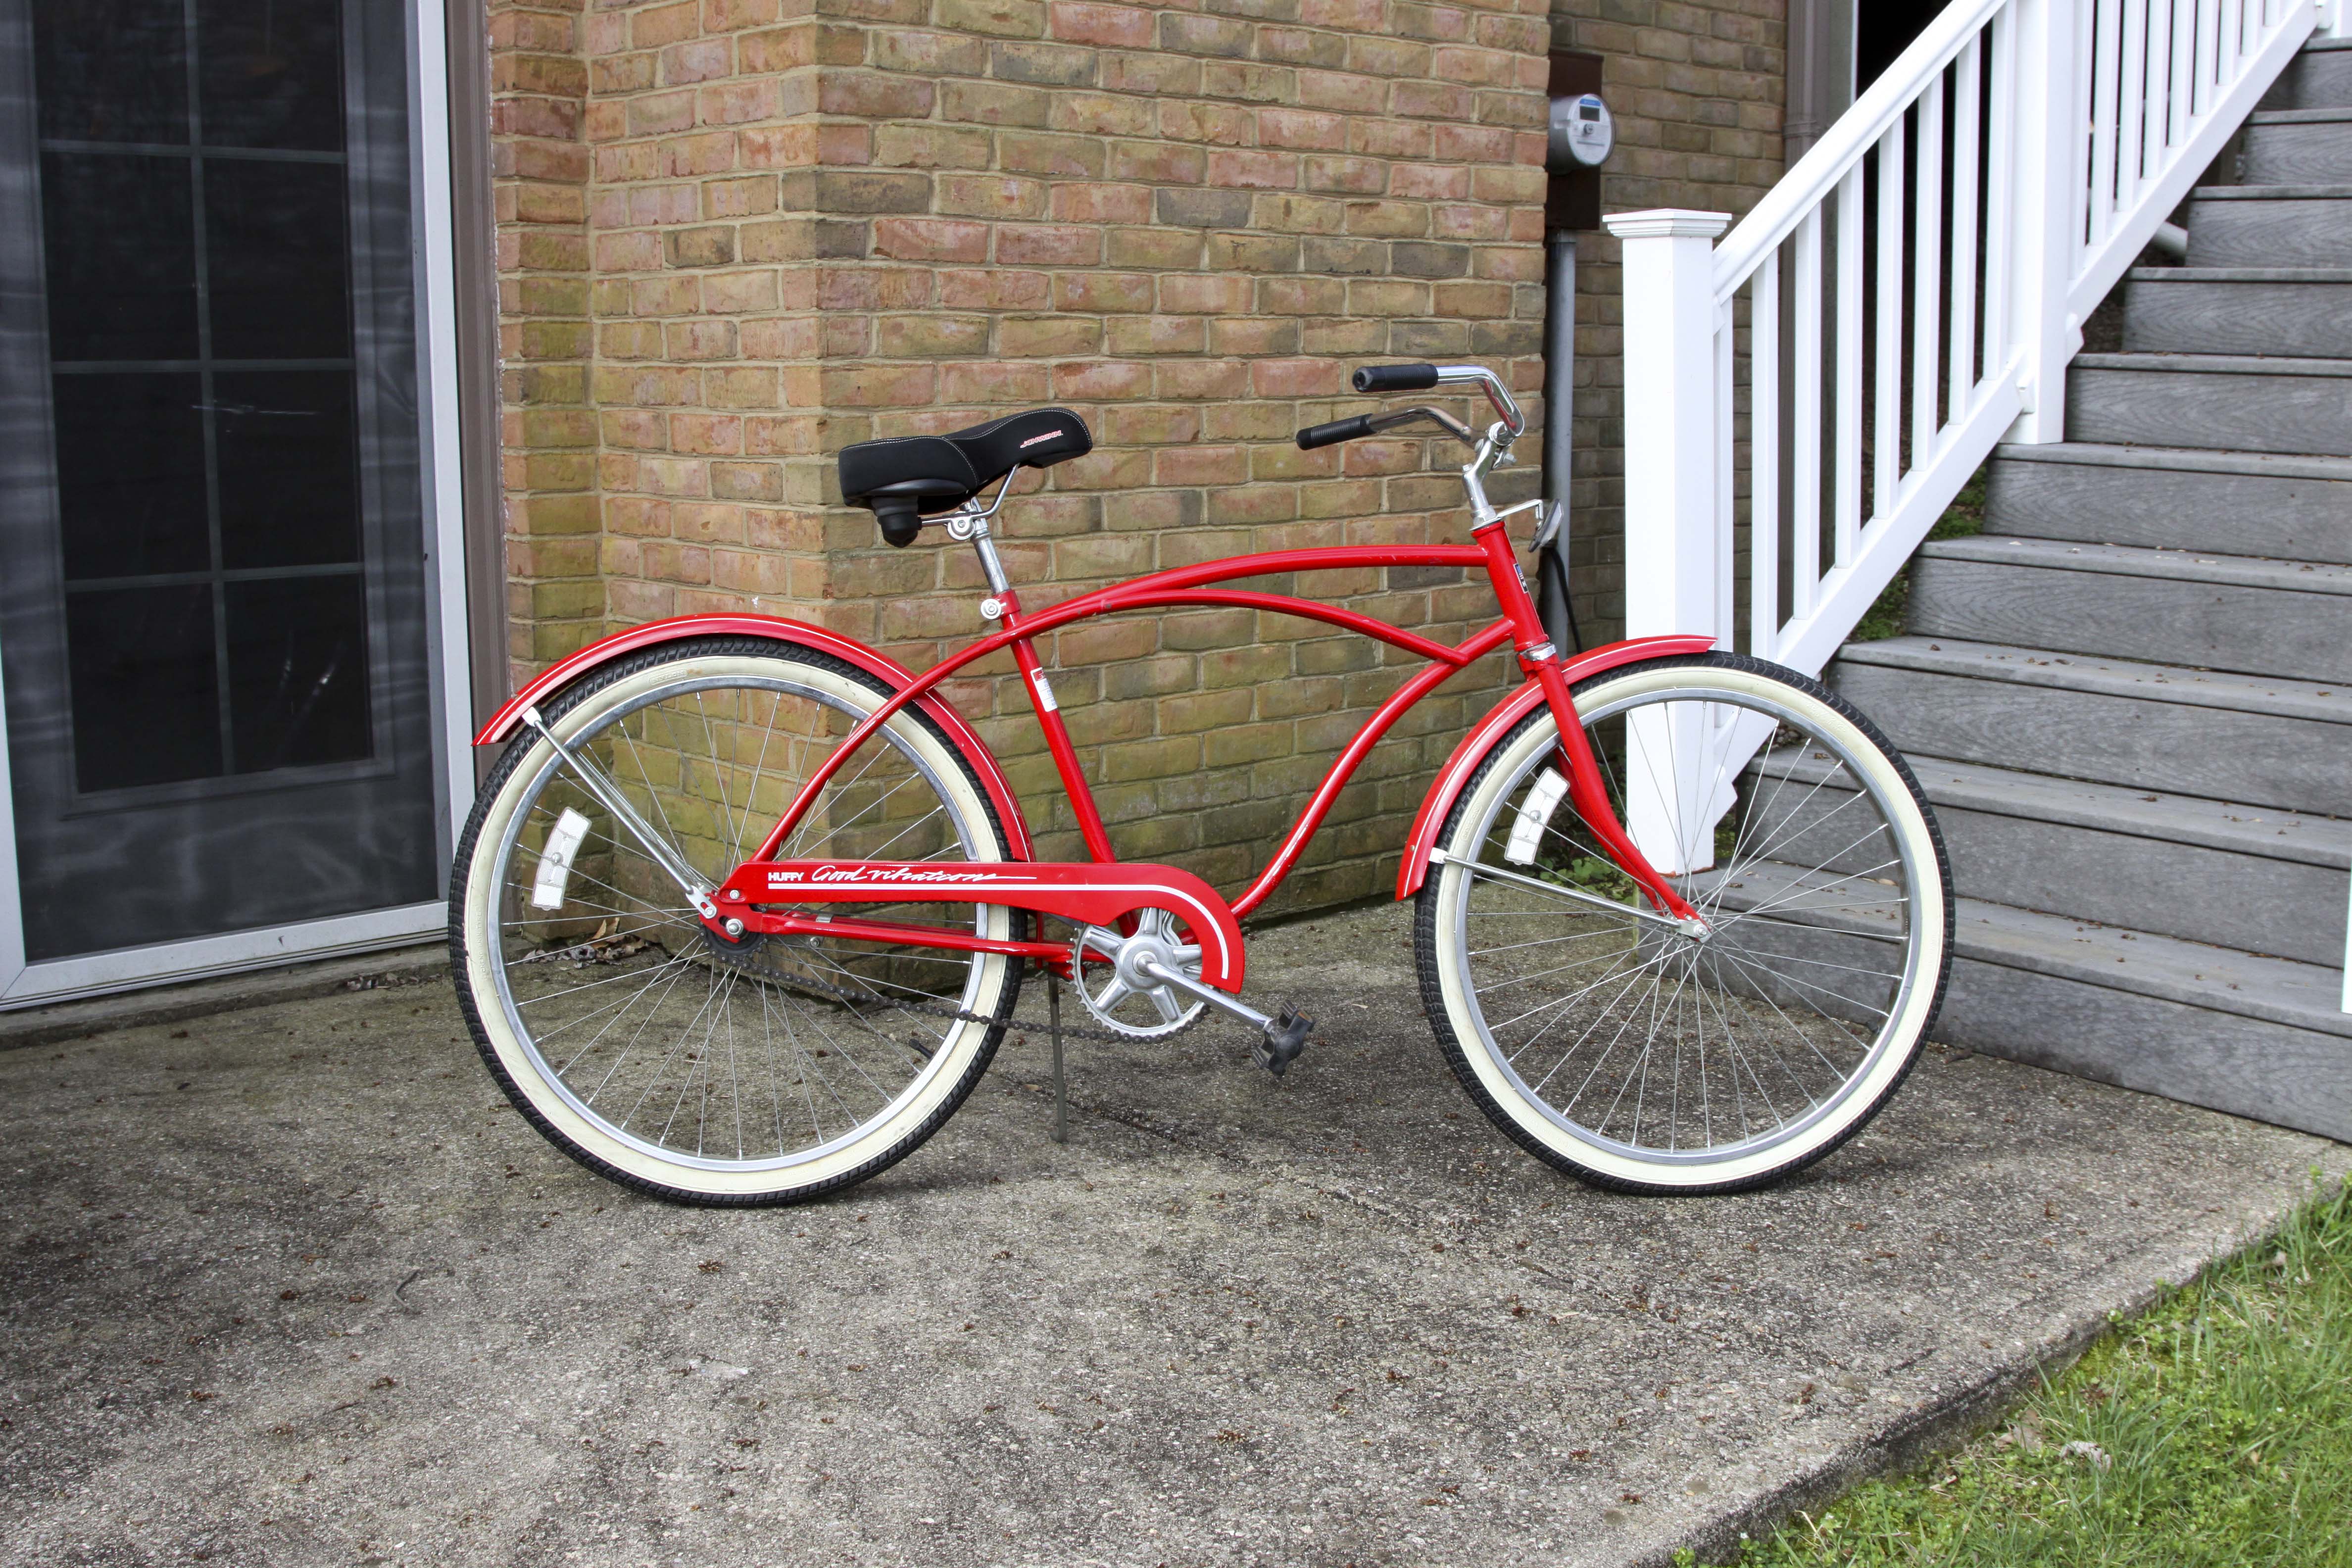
left=1609, top=0, right=2327, bottom=875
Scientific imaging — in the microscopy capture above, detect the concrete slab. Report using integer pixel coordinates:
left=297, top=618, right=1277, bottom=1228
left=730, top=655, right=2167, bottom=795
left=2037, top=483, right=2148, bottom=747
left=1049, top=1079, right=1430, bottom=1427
left=2, top=902, right=2343, bottom=1568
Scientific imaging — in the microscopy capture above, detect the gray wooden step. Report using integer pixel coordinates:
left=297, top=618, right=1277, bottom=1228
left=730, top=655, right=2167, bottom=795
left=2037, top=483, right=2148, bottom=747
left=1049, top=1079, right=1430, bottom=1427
left=1748, top=747, right=2352, bottom=966
left=2067, top=352, right=2352, bottom=457
left=2260, top=38, right=2352, bottom=113
left=2241, top=107, right=2352, bottom=184
left=2120, top=268, right=2352, bottom=357
left=2183, top=186, right=2352, bottom=268
left=1828, top=637, right=2352, bottom=814
left=1934, top=898, right=2351, bottom=1141
left=1907, top=536, right=2352, bottom=683
left=1984, top=443, right=2352, bottom=563
left=1703, top=863, right=2352, bottom=1140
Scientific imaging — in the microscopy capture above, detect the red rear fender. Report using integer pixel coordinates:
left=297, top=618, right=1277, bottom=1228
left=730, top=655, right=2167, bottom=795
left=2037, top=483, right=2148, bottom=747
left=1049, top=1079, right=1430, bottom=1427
left=475, top=614, right=1033, bottom=860
left=1393, top=636, right=1717, bottom=899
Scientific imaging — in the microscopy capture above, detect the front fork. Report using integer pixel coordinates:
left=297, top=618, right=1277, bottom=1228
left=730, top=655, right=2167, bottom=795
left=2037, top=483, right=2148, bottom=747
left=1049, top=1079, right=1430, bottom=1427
left=1473, top=521, right=1703, bottom=926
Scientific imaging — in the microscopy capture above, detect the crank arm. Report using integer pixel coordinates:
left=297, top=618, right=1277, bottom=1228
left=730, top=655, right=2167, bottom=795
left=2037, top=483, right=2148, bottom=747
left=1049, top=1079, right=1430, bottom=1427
left=1134, top=955, right=1270, bottom=1030
left=1427, top=847, right=1703, bottom=936
left=521, top=705, right=720, bottom=920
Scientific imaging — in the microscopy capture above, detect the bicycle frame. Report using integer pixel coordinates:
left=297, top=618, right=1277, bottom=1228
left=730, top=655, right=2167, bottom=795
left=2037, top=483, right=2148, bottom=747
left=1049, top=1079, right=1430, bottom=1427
left=709, top=522, right=1706, bottom=976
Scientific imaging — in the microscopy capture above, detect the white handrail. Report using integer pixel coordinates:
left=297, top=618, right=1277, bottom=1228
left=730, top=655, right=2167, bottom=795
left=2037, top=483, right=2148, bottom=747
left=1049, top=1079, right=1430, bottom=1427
left=1712, top=0, right=2011, bottom=295
left=1606, top=0, right=2321, bottom=875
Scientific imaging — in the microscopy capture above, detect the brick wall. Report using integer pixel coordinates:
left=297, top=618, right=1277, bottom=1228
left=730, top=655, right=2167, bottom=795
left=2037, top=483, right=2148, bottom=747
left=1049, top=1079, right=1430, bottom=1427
left=491, top=0, right=602, bottom=672
left=484, top=0, right=1786, bottom=915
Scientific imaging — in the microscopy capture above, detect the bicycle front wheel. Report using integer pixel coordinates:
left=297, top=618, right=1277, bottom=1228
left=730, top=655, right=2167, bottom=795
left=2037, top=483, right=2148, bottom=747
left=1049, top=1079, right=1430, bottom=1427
left=1415, top=652, right=1952, bottom=1193
left=450, top=638, right=1022, bottom=1206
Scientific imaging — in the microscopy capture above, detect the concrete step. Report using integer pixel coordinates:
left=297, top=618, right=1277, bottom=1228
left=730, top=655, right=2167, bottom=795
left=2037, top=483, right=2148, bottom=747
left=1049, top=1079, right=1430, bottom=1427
left=2067, top=352, right=2352, bottom=457
left=1827, top=637, right=2352, bottom=814
left=2120, top=268, right=2352, bottom=357
left=2242, top=107, right=2352, bottom=184
left=1748, top=746, right=2352, bottom=967
left=1705, top=862, right=2352, bottom=1140
left=1907, top=535, right=2352, bottom=683
left=2260, top=36, right=2352, bottom=112
left=2184, top=186, right=2352, bottom=268
left=1983, top=443, right=2352, bottom=563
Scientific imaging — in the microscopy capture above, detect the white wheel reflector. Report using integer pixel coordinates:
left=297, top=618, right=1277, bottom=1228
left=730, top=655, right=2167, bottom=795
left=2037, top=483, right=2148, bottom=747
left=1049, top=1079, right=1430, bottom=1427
left=531, top=807, right=592, bottom=910
left=1503, top=767, right=1567, bottom=865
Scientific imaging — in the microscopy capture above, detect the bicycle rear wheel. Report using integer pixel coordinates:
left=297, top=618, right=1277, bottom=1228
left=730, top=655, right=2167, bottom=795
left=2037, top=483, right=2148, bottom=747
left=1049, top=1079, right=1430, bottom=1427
left=450, top=638, right=1021, bottom=1205
left=1414, top=652, right=1952, bottom=1192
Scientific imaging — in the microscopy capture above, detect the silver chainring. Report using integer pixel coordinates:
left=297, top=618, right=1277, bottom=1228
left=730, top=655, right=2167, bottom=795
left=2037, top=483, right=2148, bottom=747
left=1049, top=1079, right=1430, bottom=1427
left=1068, top=909, right=1207, bottom=1040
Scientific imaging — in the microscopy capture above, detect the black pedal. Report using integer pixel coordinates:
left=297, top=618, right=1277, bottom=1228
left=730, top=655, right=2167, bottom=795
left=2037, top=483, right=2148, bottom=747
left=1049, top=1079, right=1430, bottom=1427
left=1253, top=1003, right=1314, bottom=1078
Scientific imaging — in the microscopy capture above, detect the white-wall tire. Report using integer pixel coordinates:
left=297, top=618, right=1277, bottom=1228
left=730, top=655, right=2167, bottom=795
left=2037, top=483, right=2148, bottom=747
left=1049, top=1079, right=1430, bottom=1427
left=1413, top=653, right=1952, bottom=1193
left=449, top=639, right=1019, bottom=1206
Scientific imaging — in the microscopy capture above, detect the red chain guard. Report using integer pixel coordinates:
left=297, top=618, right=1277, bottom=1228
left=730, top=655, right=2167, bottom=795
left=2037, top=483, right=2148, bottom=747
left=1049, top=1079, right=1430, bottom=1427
left=714, top=860, right=1246, bottom=991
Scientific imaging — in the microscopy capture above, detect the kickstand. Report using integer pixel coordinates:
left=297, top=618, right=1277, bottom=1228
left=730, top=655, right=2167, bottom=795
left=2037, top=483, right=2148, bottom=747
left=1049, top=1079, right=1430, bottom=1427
left=1048, top=974, right=1068, bottom=1144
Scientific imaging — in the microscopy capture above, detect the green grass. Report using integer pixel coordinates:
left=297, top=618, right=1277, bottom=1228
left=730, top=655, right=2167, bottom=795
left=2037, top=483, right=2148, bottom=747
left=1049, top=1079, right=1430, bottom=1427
left=1705, top=1174, right=2352, bottom=1567
left=1848, top=467, right=1989, bottom=643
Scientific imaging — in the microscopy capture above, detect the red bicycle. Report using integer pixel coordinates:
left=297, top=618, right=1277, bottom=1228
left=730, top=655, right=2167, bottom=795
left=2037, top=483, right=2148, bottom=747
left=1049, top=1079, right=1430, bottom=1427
left=450, top=362, right=1953, bottom=1204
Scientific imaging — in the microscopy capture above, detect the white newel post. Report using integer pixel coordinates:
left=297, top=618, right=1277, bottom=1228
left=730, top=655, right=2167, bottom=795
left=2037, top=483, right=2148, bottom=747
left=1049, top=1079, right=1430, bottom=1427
left=2003, top=0, right=2082, bottom=445
left=1605, top=209, right=1731, bottom=875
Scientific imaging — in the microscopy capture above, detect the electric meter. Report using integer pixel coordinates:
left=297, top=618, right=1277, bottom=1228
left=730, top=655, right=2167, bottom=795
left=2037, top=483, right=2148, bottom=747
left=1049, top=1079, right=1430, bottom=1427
left=1547, top=92, right=1615, bottom=172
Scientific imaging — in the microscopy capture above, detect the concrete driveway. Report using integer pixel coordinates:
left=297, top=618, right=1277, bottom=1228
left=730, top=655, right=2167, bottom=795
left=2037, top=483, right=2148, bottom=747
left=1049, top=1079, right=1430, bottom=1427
left=3, top=902, right=2343, bottom=1567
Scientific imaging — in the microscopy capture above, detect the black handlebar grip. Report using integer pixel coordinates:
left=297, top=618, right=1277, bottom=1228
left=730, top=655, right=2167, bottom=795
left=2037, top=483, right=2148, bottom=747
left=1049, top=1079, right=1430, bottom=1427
left=1295, top=414, right=1375, bottom=450
left=1351, top=363, right=1440, bottom=393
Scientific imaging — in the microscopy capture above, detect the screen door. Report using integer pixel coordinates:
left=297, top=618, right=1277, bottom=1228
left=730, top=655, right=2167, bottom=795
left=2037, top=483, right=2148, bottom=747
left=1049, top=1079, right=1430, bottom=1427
left=0, top=0, right=441, bottom=964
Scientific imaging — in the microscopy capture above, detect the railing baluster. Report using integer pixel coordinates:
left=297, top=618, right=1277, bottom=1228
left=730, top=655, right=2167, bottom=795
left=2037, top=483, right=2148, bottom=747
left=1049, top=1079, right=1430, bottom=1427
left=1950, top=35, right=1984, bottom=416
left=2196, top=0, right=2221, bottom=116
left=2088, top=0, right=2107, bottom=272
left=1872, top=121, right=1906, bottom=522
left=1834, top=167, right=1864, bottom=567
left=1982, top=4, right=2017, bottom=386
left=1717, top=297, right=1737, bottom=645
left=1751, top=252, right=1780, bottom=659
left=2145, top=0, right=2175, bottom=170
left=2118, top=0, right=2150, bottom=211
left=1791, top=206, right=1823, bottom=622
left=1911, top=75, right=1945, bottom=475
left=2091, top=0, right=2124, bottom=245
left=2163, top=0, right=2182, bottom=147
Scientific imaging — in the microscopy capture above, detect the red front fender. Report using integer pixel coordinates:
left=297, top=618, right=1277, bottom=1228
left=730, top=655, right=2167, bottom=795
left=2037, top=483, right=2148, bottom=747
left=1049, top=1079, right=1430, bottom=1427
left=1393, top=636, right=1717, bottom=899
left=475, top=614, right=1033, bottom=860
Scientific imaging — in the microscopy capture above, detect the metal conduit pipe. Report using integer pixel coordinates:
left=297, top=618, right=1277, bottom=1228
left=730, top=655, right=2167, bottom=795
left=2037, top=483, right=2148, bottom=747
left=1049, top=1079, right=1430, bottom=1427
left=1536, top=229, right=1581, bottom=653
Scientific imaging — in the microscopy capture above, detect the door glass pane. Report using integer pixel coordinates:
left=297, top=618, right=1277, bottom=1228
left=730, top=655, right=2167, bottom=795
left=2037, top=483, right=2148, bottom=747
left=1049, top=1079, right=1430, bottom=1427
left=32, top=0, right=189, bottom=145
left=197, top=0, right=345, bottom=151
left=227, top=575, right=371, bottom=772
left=215, top=369, right=359, bottom=569
left=65, top=584, right=221, bottom=791
left=203, top=157, right=351, bottom=359
left=29, top=0, right=371, bottom=793
left=39, top=151, right=197, bottom=361
left=55, top=371, right=209, bottom=579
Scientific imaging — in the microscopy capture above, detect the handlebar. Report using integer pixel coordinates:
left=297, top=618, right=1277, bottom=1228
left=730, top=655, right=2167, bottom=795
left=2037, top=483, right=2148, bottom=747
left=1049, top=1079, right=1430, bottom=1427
left=1296, top=413, right=1379, bottom=450
left=1351, top=363, right=1440, bottom=393
left=1298, top=363, right=1526, bottom=450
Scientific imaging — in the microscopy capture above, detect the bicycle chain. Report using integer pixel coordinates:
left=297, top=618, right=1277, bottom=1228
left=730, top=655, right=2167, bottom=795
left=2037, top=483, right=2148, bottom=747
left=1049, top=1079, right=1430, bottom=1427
left=709, top=941, right=1201, bottom=1047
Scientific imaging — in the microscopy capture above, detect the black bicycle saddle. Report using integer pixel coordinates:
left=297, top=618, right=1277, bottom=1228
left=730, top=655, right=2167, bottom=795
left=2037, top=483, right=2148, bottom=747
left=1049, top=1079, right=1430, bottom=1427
left=837, top=408, right=1093, bottom=546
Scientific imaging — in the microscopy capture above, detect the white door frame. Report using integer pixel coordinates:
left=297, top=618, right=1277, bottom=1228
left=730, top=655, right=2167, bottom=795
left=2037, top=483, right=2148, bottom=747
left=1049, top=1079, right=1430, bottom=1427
left=0, top=0, right=475, bottom=1009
